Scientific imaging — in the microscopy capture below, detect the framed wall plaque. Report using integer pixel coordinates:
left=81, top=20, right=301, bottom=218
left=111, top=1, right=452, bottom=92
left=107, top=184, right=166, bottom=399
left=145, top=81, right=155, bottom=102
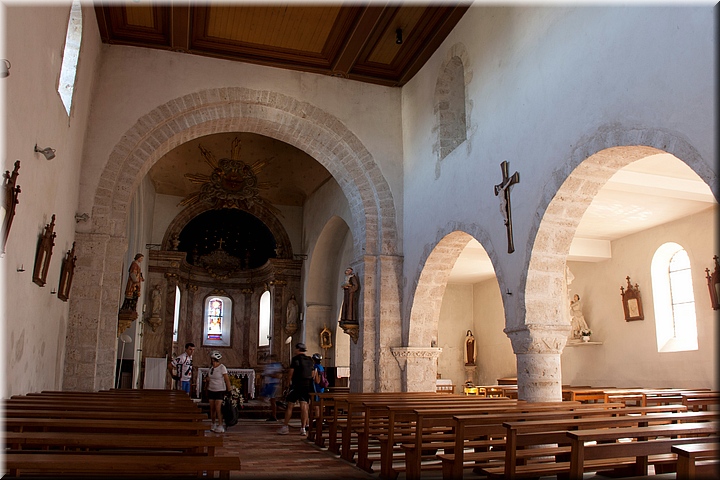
left=2, top=160, right=21, bottom=255
left=620, top=276, right=644, bottom=321
left=57, top=242, right=77, bottom=301
left=33, top=214, right=56, bottom=287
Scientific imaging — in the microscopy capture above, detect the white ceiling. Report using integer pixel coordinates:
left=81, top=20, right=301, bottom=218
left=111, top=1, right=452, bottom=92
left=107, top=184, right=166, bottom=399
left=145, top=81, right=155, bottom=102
left=448, top=153, right=716, bottom=284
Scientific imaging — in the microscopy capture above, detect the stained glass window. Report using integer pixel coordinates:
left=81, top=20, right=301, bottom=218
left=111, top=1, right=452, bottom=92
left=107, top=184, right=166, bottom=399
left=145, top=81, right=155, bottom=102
left=203, top=295, right=232, bottom=346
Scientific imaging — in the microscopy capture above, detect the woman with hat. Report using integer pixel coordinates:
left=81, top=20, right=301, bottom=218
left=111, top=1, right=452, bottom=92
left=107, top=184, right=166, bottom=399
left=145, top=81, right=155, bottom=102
left=206, top=351, right=232, bottom=433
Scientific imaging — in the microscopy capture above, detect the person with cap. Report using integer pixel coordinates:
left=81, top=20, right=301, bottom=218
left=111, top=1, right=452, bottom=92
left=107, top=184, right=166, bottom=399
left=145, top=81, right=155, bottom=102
left=278, top=342, right=314, bottom=435
left=206, top=350, right=232, bottom=433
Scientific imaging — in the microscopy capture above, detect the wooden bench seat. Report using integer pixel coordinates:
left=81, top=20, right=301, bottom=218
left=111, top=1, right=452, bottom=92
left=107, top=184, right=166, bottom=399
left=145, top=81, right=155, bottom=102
left=566, top=422, right=719, bottom=479
left=5, top=417, right=210, bottom=436
left=4, top=409, right=206, bottom=422
left=672, top=442, right=720, bottom=479
left=4, top=452, right=241, bottom=479
left=5, top=431, right=223, bottom=455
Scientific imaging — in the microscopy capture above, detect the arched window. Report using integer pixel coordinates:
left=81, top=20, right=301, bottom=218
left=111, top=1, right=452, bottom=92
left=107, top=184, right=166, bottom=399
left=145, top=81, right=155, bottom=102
left=259, top=290, right=271, bottom=347
left=651, top=242, right=698, bottom=352
left=172, top=286, right=181, bottom=342
left=58, top=0, right=82, bottom=115
left=203, top=295, right=232, bottom=347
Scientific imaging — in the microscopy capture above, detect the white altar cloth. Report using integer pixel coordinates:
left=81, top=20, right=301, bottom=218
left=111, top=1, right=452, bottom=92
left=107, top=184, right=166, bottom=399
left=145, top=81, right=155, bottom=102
left=196, top=368, right=255, bottom=399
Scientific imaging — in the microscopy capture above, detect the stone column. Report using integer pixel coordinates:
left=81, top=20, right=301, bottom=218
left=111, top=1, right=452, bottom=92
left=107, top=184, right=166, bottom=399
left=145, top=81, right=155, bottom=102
left=64, top=233, right=126, bottom=391
left=505, top=324, right=569, bottom=402
left=391, top=347, right=442, bottom=392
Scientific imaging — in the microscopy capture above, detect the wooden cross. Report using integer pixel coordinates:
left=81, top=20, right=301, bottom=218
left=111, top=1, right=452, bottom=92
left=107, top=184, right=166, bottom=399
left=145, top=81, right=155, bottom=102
left=494, top=161, right=520, bottom=254
left=217, top=238, right=225, bottom=249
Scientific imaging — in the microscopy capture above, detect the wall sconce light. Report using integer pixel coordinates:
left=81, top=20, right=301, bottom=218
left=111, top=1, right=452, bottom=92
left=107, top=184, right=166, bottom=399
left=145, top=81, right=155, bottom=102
left=395, top=28, right=403, bottom=45
left=16, top=264, right=25, bottom=272
left=705, top=255, right=719, bottom=310
left=0, top=59, right=10, bottom=78
left=75, top=213, right=89, bottom=223
left=34, top=145, right=56, bottom=160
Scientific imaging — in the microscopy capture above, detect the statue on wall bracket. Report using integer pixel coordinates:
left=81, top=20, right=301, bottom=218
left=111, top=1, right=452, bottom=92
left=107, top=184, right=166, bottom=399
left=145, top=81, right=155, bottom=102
left=285, top=294, right=299, bottom=335
left=339, top=267, right=360, bottom=344
left=118, top=253, right=144, bottom=336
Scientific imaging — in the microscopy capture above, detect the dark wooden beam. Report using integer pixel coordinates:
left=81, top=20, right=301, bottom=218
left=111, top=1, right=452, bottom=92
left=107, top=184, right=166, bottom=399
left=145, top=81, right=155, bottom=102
left=397, top=5, right=470, bottom=86
left=94, top=4, right=110, bottom=42
left=331, top=5, right=388, bottom=77
left=170, top=5, right=191, bottom=52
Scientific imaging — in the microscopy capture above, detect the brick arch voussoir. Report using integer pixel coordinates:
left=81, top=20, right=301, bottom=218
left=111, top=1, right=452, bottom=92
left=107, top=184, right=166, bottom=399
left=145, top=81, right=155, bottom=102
left=525, top=127, right=717, bottom=331
left=407, top=229, right=478, bottom=347
left=93, top=89, right=397, bottom=258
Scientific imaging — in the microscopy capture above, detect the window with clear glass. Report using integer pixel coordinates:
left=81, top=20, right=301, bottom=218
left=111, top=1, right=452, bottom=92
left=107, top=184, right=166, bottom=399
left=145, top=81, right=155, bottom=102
left=58, top=0, right=82, bottom=115
left=172, top=286, right=181, bottom=342
left=259, top=291, right=271, bottom=347
left=203, top=295, right=232, bottom=347
left=651, top=243, right=698, bottom=352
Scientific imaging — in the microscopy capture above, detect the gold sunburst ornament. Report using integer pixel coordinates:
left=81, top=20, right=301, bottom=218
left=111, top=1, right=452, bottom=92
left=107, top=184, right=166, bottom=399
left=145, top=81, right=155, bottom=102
left=180, top=137, right=276, bottom=212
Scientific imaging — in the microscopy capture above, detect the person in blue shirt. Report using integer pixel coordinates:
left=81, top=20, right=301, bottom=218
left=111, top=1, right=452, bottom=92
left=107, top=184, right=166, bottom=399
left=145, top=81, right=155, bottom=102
left=311, top=353, right=326, bottom=421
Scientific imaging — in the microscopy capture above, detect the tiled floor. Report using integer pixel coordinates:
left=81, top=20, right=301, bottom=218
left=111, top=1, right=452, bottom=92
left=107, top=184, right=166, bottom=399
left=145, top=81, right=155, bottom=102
left=215, top=417, right=376, bottom=479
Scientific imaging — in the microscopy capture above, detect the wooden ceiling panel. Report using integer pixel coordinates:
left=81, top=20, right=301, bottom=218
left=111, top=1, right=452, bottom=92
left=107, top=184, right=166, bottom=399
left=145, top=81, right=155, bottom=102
left=94, top=2, right=470, bottom=87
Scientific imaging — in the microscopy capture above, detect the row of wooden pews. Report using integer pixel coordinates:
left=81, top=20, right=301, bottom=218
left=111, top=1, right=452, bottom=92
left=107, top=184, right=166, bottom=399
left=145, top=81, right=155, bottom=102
left=308, top=388, right=719, bottom=480
left=3, top=389, right=241, bottom=478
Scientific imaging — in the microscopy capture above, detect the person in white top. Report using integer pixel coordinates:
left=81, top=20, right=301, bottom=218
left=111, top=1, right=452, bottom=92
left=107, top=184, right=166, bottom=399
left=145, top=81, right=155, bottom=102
left=168, top=343, right=195, bottom=394
left=206, top=351, right=232, bottom=433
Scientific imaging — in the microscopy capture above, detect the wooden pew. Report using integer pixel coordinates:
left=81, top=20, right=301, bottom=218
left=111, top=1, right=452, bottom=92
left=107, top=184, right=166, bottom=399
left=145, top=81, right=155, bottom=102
left=672, top=442, right=720, bottom=479
left=4, top=409, right=206, bottom=422
left=567, top=422, right=719, bottom=479
left=437, top=404, right=685, bottom=480
left=5, top=431, right=223, bottom=455
left=683, top=391, right=720, bottom=411
left=480, top=410, right=719, bottom=479
left=4, top=452, right=241, bottom=479
left=5, top=417, right=210, bottom=436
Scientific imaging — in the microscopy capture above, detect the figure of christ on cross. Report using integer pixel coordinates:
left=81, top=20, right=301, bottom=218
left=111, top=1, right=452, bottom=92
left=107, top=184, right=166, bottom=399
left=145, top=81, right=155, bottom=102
left=494, top=161, right=520, bottom=254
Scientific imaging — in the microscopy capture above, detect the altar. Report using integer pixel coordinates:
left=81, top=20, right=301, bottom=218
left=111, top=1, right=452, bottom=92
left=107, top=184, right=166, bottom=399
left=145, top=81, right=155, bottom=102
left=196, top=368, right=255, bottom=399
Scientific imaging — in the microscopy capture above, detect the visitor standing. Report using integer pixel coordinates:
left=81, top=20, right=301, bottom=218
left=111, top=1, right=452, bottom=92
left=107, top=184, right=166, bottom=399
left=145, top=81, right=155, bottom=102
left=278, top=343, right=313, bottom=436
left=169, top=342, right=195, bottom=394
left=206, top=351, right=232, bottom=433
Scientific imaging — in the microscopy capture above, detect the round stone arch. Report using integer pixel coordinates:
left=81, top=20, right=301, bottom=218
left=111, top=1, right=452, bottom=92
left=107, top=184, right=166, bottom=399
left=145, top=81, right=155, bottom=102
left=512, top=126, right=718, bottom=401
left=161, top=201, right=294, bottom=259
left=89, top=87, right=397, bottom=258
left=402, top=226, right=497, bottom=392
left=64, top=87, right=399, bottom=391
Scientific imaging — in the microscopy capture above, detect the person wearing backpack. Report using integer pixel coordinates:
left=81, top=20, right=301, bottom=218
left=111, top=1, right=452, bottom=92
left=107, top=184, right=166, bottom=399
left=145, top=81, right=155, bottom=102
left=278, top=343, right=314, bottom=436
left=311, top=353, right=328, bottom=421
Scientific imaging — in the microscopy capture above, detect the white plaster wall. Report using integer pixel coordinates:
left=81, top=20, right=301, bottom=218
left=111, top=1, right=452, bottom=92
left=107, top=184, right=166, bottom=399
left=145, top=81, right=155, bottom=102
left=437, top=284, right=473, bottom=386
left=561, top=207, right=718, bottom=389
left=1, top=3, right=102, bottom=396
left=401, top=6, right=716, bottom=329
left=76, top=46, right=404, bottom=249
left=473, top=278, right=516, bottom=385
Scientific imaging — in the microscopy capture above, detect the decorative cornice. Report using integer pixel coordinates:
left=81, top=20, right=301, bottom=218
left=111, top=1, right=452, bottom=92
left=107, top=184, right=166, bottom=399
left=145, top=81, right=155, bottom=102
left=390, top=347, right=442, bottom=359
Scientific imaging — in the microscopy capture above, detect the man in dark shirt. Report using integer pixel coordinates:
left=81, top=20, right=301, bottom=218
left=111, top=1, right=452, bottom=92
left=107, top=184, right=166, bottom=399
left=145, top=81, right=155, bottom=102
left=278, top=343, right=313, bottom=435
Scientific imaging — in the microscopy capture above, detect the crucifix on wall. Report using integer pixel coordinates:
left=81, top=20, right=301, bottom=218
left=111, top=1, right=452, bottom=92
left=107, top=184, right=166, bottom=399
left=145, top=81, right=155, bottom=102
left=494, top=161, right=520, bottom=254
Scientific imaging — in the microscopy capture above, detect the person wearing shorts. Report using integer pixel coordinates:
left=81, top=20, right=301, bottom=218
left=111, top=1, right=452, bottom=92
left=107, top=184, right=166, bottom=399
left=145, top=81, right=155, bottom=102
left=278, top=343, right=313, bottom=435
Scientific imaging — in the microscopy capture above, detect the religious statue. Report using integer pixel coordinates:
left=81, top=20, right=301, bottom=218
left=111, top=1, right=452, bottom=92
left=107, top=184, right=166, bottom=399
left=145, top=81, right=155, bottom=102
left=464, top=330, right=476, bottom=366
left=285, top=294, right=299, bottom=335
left=570, top=294, right=591, bottom=339
left=339, top=267, right=360, bottom=343
left=119, top=253, right=144, bottom=313
left=151, top=284, right=162, bottom=314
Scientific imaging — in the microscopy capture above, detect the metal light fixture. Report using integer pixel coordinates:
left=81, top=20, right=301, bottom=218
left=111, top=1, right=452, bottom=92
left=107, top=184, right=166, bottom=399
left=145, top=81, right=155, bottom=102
left=34, top=144, right=56, bottom=160
left=1, top=59, right=10, bottom=78
left=395, top=28, right=403, bottom=44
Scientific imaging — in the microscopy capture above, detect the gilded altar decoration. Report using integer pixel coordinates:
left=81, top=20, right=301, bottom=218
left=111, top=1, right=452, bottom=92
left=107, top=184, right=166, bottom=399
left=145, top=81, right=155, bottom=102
left=179, top=137, right=277, bottom=213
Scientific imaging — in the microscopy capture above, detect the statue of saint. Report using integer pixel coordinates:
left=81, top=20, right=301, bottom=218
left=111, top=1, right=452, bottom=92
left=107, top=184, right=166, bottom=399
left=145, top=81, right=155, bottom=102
left=340, top=267, right=360, bottom=324
left=285, top=294, right=299, bottom=335
left=570, top=294, right=590, bottom=339
left=464, top=330, right=476, bottom=366
left=151, top=284, right=162, bottom=316
left=120, top=253, right=144, bottom=311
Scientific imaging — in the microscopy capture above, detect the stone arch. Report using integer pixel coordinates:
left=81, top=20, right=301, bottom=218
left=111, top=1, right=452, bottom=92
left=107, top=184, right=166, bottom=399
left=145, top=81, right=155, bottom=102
left=161, top=201, right=294, bottom=260
left=65, top=87, right=399, bottom=391
left=89, top=87, right=397, bottom=259
left=513, top=126, right=718, bottom=401
left=406, top=225, right=496, bottom=347
left=433, top=43, right=473, bottom=177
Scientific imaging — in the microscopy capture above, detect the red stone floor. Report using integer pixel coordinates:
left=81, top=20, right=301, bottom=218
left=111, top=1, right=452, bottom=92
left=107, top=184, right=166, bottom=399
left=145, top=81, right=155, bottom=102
left=214, top=417, right=376, bottom=479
